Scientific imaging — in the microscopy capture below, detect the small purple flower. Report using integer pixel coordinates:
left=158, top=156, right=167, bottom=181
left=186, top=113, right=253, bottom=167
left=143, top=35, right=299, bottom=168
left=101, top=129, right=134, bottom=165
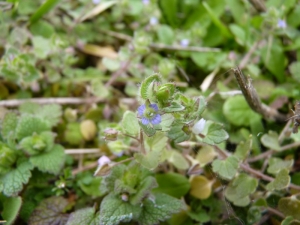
left=150, top=17, right=158, bottom=26
left=98, top=155, right=111, bottom=167
left=180, top=39, right=189, bottom=47
left=277, top=19, right=287, bottom=29
left=142, top=0, right=150, bottom=5
left=138, top=103, right=161, bottom=125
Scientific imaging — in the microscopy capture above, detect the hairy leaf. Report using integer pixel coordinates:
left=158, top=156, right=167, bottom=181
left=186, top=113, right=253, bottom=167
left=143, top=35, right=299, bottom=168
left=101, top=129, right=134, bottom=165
left=212, top=155, right=239, bottom=180
left=1, top=112, right=18, bottom=140
left=160, top=114, right=174, bottom=132
left=130, top=176, right=157, bottom=205
left=139, top=122, right=156, bottom=137
left=66, top=207, right=100, bottom=225
left=100, top=194, right=142, bottom=225
left=266, top=169, right=290, bottom=191
left=261, top=131, right=281, bottom=151
left=140, top=74, right=161, bottom=100
left=202, top=121, right=229, bottom=145
left=28, top=196, right=69, bottom=225
left=0, top=161, right=33, bottom=196
left=138, top=193, right=184, bottom=225
left=134, top=151, right=161, bottom=170
left=29, top=144, right=65, bottom=175
left=267, top=157, right=294, bottom=175
left=16, top=115, right=50, bottom=140
left=225, top=174, right=258, bottom=207
left=234, top=136, right=252, bottom=161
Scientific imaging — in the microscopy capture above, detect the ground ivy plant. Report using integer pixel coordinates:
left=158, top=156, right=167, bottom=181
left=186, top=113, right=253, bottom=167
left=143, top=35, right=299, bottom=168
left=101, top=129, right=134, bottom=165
left=0, top=103, right=65, bottom=197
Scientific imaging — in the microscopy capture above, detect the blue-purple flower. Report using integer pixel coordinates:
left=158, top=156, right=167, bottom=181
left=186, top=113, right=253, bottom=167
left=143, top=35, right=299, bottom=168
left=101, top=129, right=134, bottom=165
left=180, top=39, right=190, bottom=47
left=138, top=103, right=161, bottom=125
left=277, top=19, right=287, bottom=29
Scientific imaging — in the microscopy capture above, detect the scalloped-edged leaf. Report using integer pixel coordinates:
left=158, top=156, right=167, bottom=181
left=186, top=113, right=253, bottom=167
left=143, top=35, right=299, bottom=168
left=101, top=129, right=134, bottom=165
left=16, top=115, right=50, bottom=140
left=130, top=176, right=157, bottom=205
left=153, top=173, right=190, bottom=198
left=279, top=197, right=300, bottom=220
left=261, top=131, right=281, bottom=151
left=100, top=194, right=142, bottom=225
left=138, top=193, right=184, bottom=225
left=190, top=175, right=213, bottom=200
left=28, top=196, right=69, bottom=225
left=266, top=169, right=290, bottom=191
left=234, top=136, right=252, bottom=161
left=0, top=161, right=33, bottom=196
left=267, top=158, right=294, bottom=175
left=37, top=104, right=62, bottom=127
left=134, top=151, right=161, bottom=170
left=201, top=121, right=229, bottom=145
left=140, top=74, right=161, bottom=100
left=139, top=122, right=156, bottom=137
left=122, top=111, right=139, bottom=137
left=225, top=173, right=258, bottom=207
left=66, top=207, right=100, bottom=225
left=29, top=144, right=65, bottom=175
left=1, top=196, right=22, bottom=225
left=212, top=155, right=239, bottom=180
left=1, top=112, right=18, bottom=140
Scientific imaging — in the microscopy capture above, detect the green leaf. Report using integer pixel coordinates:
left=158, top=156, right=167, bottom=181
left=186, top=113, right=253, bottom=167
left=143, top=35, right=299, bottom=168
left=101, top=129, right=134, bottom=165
left=225, top=173, right=258, bottom=207
left=279, top=197, right=300, bottom=220
left=28, top=196, right=69, bottom=224
left=163, top=101, right=185, bottom=113
left=247, top=206, right=262, bottom=225
left=261, top=131, right=281, bottom=151
left=30, top=144, right=65, bottom=175
left=0, top=161, right=33, bottom=196
left=157, top=25, right=175, bottom=45
left=139, top=121, right=156, bottom=137
left=130, top=176, right=157, bottom=205
left=212, top=155, right=239, bottom=180
left=202, top=2, right=231, bottom=38
left=138, top=193, right=184, bottom=225
left=234, top=136, right=252, bottom=161
left=229, top=24, right=247, bottom=46
left=16, top=115, right=50, bottom=140
left=77, top=175, right=104, bottom=197
left=121, top=111, right=140, bottom=137
left=30, top=0, right=60, bottom=24
left=261, top=43, right=286, bottom=82
left=37, top=104, right=62, bottom=127
left=153, top=173, right=190, bottom=198
left=201, top=121, right=229, bottom=145
left=160, top=114, right=174, bottom=132
left=140, top=74, right=161, bottom=100
left=134, top=151, right=161, bottom=170
left=281, top=216, right=300, bottom=225
left=267, top=158, right=294, bottom=175
left=223, top=95, right=261, bottom=126
left=190, top=175, right=213, bottom=200
left=32, top=36, right=52, bottom=59
left=64, top=123, right=83, bottom=145
left=289, top=61, right=300, bottom=82
left=66, top=207, right=100, bottom=225
left=145, top=132, right=167, bottom=152
left=266, top=169, right=290, bottom=191
left=1, top=196, right=22, bottom=225
left=100, top=194, right=142, bottom=225
left=167, top=150, right=189, bottom=170
left=168, top=123, right=190, bottom=143
left=158, top=0, right=178, bottom=27
left=1, top=112, right=18, bottom=140
left=196, top=145, right=216, bottom=166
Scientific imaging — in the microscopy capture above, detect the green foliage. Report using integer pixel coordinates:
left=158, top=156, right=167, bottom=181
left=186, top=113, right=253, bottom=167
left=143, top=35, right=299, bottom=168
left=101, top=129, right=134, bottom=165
left=261, top=130, right=281, bottom=151
left=234, top=136, right=252, bottom=161
left=66, top=207, right=100, bottom=225
left=279, top=197, right=300, bottom=221
left=1, top=196, right=22, bottom=225
left=28, top=196, right=69, bottom=225
left=153, top=173, right=190, bottom=198
left=212, top=155, right=239, bottom=180
left=225, top=173, right=258, bottom=206
left=121, top=111, right=139, bottom=137
left=266, top=169, right=291, bottom=191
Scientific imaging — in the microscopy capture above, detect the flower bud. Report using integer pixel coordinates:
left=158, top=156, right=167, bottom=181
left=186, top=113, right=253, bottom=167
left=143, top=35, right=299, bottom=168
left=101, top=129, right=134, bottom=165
left=80, top=120, right=97, bottom=141
left=104, top=128, right=118, bottom=141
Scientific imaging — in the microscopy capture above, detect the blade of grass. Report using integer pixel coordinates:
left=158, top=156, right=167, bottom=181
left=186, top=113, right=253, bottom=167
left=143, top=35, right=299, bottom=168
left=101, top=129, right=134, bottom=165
left=202, top=2, right=232, bottom=38
left=30, top=0, right=60, bottom=24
